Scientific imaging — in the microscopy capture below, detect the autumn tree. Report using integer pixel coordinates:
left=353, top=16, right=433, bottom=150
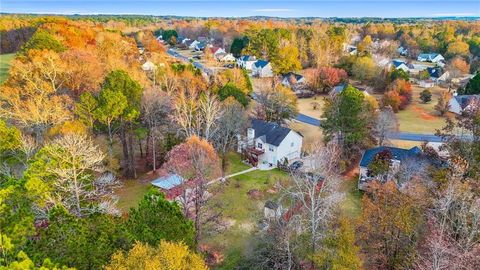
left=446, top=40, right=470, bottom=58
left=19, top=30, right=65, bottom=55
left=0, top=50, right=72, bottom=143
left=105, top=241, right=208, bottom=270
left=305, top=67, right=348, bottom=93
left=253, top=82, right=298, bottom=124
left=313, top=217, right=363, bottom=270
left=420, top=89, right=432, bottom=103
left=358, top=181, right=425, bottom=270
left=434, top=91, right=451, bottom=116
left=161, top=136, right=220, bottom=246
left=352, top=56, right=379, bottom=83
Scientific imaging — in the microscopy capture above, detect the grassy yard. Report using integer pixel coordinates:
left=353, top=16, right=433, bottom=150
left=0, top=53, right=15, bottom=84
left=296, top=95, right=327, bottom=119
left=289, top=121, right=323, bottom=153
left=391, top=139, right=422, bottom=149
left=340, top=177, right=363, bottom=219
left=396, top=85, right=448, bottom=134
left=225, top=152, right=252, bottom=175
left=204, top=169, right=290, bottom=269
left=115, top=178, right=151, bottom=211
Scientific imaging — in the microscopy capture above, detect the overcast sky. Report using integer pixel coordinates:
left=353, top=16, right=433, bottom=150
left=2, top=0, right=479, bottom=18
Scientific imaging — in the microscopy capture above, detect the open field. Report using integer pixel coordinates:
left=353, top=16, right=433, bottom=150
left=289, top=120, right=323, bottom=152
left=296, top=95, right=327, bottom=119
left=395, top=85, right=448, bottom=134
left=204, top=168, right=290, bottom=269
left=391, top=139, right=422, bottom=149
left=0, top=53, right=15, bottom=84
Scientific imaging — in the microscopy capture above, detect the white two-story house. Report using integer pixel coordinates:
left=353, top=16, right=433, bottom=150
left=239, top=119, right=303, bottom=167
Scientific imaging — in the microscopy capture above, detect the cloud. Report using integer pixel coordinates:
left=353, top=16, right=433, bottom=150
left=252, top=8, right=294, bottom=12
left=432, top=12, right=478, bottom=17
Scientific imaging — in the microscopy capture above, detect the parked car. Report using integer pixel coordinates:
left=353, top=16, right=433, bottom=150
left=223, top=63, right=234, bottom=68
left=289, top=161, right=304, bottom=171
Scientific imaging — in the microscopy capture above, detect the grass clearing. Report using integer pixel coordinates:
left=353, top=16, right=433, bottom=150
left=390, top=139, right=422, bottom=149
left=289, top=121, right=323, bottom=152
left=204, top=169, right=290, bottom=269
left=340, top=177, right=363, bottom=219
left=0, top=53, right=15, bottom=84
left=225, top=152, right=252, bottom=175
left=396, top=85, right=448, bottom=134
left=297, top=95, right=327, bottom=119
left=115, top=178, right=151, bottom=212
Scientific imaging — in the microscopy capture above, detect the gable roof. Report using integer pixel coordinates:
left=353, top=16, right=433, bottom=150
left=239, top=55, right=255, bottom=62
left=427, top=67, right=441, bottom=78
left=254, top=60, right=270, bottom=68
left=418, top=53, right=442, bottom=61
left=359, top=146, right=422, bottom=167
left=392, top=59, right=407, bottom=68
left=151, top=174, right=183, bottom=190
left=454, top=95, right=480, bottom=109
left=251, top=119, right=294, bottom=146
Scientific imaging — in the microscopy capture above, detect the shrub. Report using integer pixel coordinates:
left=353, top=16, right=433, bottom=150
left=420, top=89, right=432, bottom=103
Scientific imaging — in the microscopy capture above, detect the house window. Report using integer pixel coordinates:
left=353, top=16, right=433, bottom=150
left=269, top=145, right=274, bottom=152
left=257, top=143, right=263, bottom=149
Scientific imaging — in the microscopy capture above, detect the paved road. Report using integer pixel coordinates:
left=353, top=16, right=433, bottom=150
left=295, top=113, right=443, bottom=142
left=167, top=48, right=212, bottom=75
left=166, top=49, right=442, bottom=143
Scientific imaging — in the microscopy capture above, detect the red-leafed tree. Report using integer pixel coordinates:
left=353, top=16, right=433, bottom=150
left=305, top=67, right=348, bottom=93
left=161, top=136, right=220, bottom=247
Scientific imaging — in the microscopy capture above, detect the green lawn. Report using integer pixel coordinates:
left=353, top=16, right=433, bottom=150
left=115, top=178, right=151, bottom=212
left=396, top=86, right=448, bottom=134
left=0, top=53, right=15, bottom=84
left=340, top=177, right=363, bottom=219
left=204, top=169, right=290, bottom=269
left=225, top=152, right=252, bottom=175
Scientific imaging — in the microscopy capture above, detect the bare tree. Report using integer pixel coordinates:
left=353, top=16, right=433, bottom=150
left=142, top=87, right=172, bottom=171
left=33, top=134, right=119, bottom=216
left=212, top=98, right=248, bottom=177
left=172, top=90, right=223, bottom=142
left=286, top=141, right=344, bottom=255
left=374, top=106, right=398, bottom=146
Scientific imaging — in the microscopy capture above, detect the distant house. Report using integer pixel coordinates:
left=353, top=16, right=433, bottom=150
left=239, top=119, right=303, bottom=167
left=392, top=59, right=410, bottom=72
left=252, top=60, right=274, bottom=78
left=187, top=40, right=200, bottom=50
left=437, top=71, right=450, bottom=83
left=151, top=174, right=184, bottom=200
left=210, top=47, right=226, bottom=56
left=419, top=79, right=435, bottom=88
left=237, top=55, right=257, bottom=70
left=281, top=72, right=305, bottom=88
left=264, top=201, right=283, bottom=220
left=345, top=45, right=357, bottom=55
left=358, top=146, right=422, bottom=190
left=216, top=53, right=236, bottom=62
left=409, top=63, right=430, bottom=74
left=141, top=61, right=156, bottom=72
left=330, top=83, right=369, bottom=96
left=397, top=46, right=408, bottom=56
left=448, top=94, right=480, bottom=115
left=427, top=67, right=442, bottom=80
left=194, top=41, right=207, bottom=51
left=417, top=53, right=444, bottom=63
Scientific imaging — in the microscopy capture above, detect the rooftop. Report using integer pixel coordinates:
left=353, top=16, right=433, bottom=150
left=151, top=174, right=184, bottom=190
left=251, top=119, right=295, bottom=146
left=359, top=146, right=422, bottom=167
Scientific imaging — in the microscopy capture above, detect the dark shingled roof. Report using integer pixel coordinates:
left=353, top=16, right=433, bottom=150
left=454, top=95, right=480, bottom=110
left=254, top=60, right=270, bottom=68
left=427, top=67, right=441, bottom=78
left=251, top=119, right=292, bottom=146
left=359, top=146, right=422, bottom=167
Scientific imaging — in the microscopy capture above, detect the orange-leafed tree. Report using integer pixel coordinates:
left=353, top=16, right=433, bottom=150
left=161, top=136, right=220, bottom=247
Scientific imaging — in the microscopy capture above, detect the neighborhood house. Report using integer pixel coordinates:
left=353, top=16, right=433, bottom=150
left=281, top=72, right=305, bottom=88
left=237, top=55, right=257, bottom=70
left=151, top=174, right=184, bottom=200
left=252, top=60, right=274, bottom=77
left=239, top=119, right=303, bottom=167
left=417, top=53, right=444, bottom=63
left=448, top=94, right=480, bottom=115
left=358, top=146, right=422, bottom=190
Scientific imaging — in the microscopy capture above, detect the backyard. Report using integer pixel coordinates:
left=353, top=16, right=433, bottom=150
left=0, top=53, right=15, bottom=84
left=395, top=85, right=449, bottom=134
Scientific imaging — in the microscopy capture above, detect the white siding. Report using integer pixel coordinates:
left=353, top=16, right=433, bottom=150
left=448, top=98, right=462, bottom=115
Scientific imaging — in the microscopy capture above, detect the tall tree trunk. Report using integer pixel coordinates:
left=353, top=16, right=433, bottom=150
left=119, top=125, right=132, bottom=178
left=152, top=135, right=157, bottom=172
left=127, top=130, right=136, bottom=178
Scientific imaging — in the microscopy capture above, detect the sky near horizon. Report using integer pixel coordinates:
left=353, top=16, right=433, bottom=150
left=1, top=0, right=479, bottom=18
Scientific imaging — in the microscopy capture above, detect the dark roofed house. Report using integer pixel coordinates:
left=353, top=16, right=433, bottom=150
left=427, top=67, right=441, bottom=79
left=264, top=200, right=283, bottom=220
left=358, top=146, right=422, bottom=190
left=281, top=72, right=305, bottom=88
left=448, top=94, right=480, bottom=115
left=239, top=119, right=303, bottom=167
left=252, top=60, right=273, bottom=77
